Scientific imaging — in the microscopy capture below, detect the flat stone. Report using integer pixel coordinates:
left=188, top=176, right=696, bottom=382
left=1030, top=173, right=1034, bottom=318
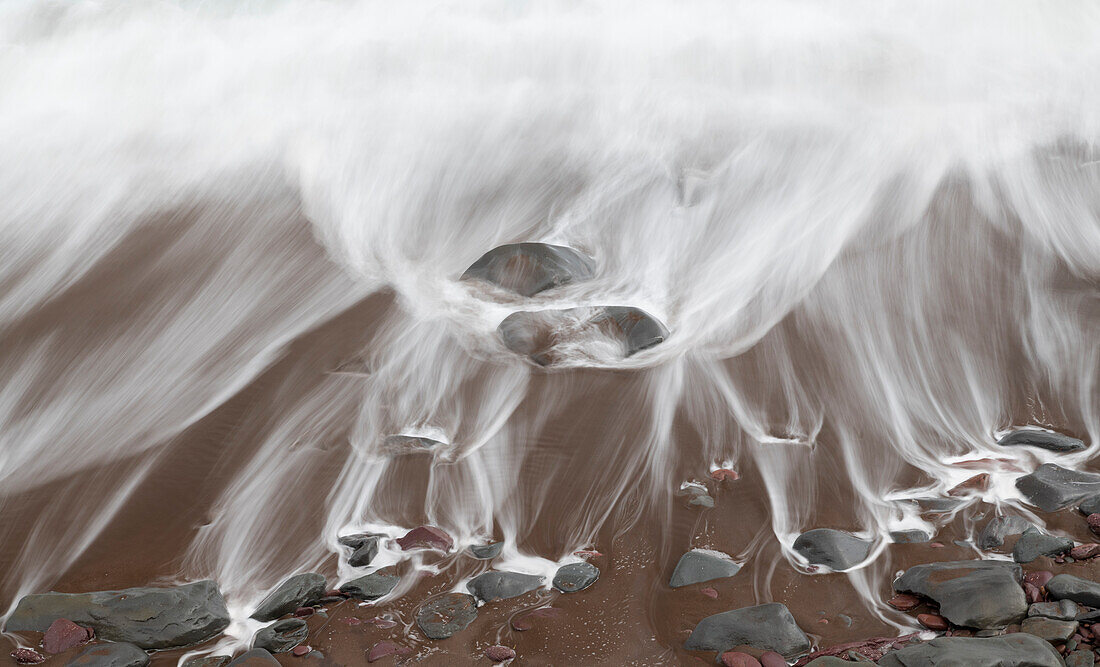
left=339, top=570, right=399, bottom=601
left=4, top=581, right=230, bottom=650
left=889, top=530, right=931, bottom=544
left=999, top=429, right=1086, bottom=453
left=226, top=649, right=281, bottom=666
left=66, top=643, right=150, bottom=667
left=669, top=549, right=742, bottom=588
left=337, top=533, right=380, bottom=568
left=877, top=634, right=1064, bottom=667
left=182, top=657, right=230, bottom=667
left=42, top=618, right=92, bottom=654
left=1020, top=616, right=1078, bottom=642
left=1080, top=495, right=1100, bottom=516
left=466, top=571, right=543, bottom=602
left=977, top=516, right=1032, bottom=550
left=892, top=561, right=1027, bottom=628
left=461, top=243, right=596, bottom=296
left=366, top=641, right=410, bottom=663
left=416, top=593, right=478, bottom=640
left=396, top=526, right=453, bottom=551
left=380, top=435, right=447, bottom=457
left=485, top=645, right=516, bottom=662
left=684, top=602, right=810, bottom=659
left=469, top=542, right=504, bottom=560
left=1016, top=464, right=1100, bottom=512
left=792, top=529, right=872, bottom=571
left=1029, top=600, right=1078, bottom=620
left=552, top=562, right=599, bottom=593
left=1047, top=574, right=1100, bottom=607
left=1067, top=650, right=1096, bottom=667
left=251, top=619, right=307, bottom=654
left=1013, top=530, right=1074, bottom=563
left=251, top=573, right=326, bottom=622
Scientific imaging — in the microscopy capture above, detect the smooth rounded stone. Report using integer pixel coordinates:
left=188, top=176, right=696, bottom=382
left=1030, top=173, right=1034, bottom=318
left=670, top=549, right=742, bottom=588
left=1029, top=600, right=1079, bottom=620
left=1020, top=616, right=1078, bottom=642
left=4, top=581, right=230, bottom=650
left=552, top=562, right=600, bottom=593
left=338, top=533, right=380, bottom=568
left=889, top=529, right=931, bottom=544
left=251, top=619, right=307, bottom=654
left=877, top=634, right=1064, bottom=667
left=181, top=657, right=230, bottom=667
left=416, top=593, right=478, bottom=640
left=917, top=613, right=948, bottom=630
left=1013, top=530, right=1075, bottom=563
left=684, top=602, right=810, bottom=659
left=719, top=652, right=760, bottom=667
left=461, top=243, right=596, bottom=296
left=484, top=645, right=516, bottom=662
left=66, top=643, right=150, bottom=667
left=396, top=526, right=454, bottom=551
left=892, top=560, right=1027, bottom=628
left=338, top=570, right=399, bottom=601
left=1047, top=574, right=1100, bottom=607
left=758, top=651, right=786, bottom=667
left=977, top=515, right=1032, bottom=550
left=1067, top=650, right=1096, bottom=667
left=999, top=428, right=1086, bottom=453
left=1016, top=464, right=1100, bottom=512
left=469, top=542, right=504, bottom=560
left=466, top=571, right=544, bottom=602
left=43, top=618, right=93, bottom=654
left=250, top=573, right=326, bottom=622
left=792, top=529, right=872, bottom=571
left=226, top=649, right=280, bottom=666
left=595, top=306, right=669, bottom=355
left=1080, top=495, right=1100, bottom=516
left=498, top=306, right=669, bottom=365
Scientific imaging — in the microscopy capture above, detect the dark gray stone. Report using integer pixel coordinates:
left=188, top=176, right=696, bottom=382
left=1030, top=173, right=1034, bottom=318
left=498, top=306, right=669, bottom=365
left=66, top=643, right=149, bottom=667
left=250, top=573, right=326, bottom=622
left=1047, top=574, right=1100, bottom=607
left=669, top=549, right=741, bottom=588
left=1013, top=530, right=1074, bottom=563
left=416, top=593, right=478, bottom=640
left=1029, top=600, right=1078, bottom=620
left=1080, top=495, right=1100, bottom=516
left=181, top=657, right=230, bottom=667
left=552, top=562, right=600, bottom=593
left=4, top=581, right=230, bottom=650
left=466, top=571, right=543, bottom=602
left=469, top=542, right=503, bottom=560
left=999, top=429, right=1086, bottom=453
left=339, top=571, right=399, bottom=601
left=792, top=529, right=872, bottom=571
left=876, top=634, right=1064, bottom=667
left=1067, top=650, right=1096, bottom=667
left=251, top=619, right=307, bottom=654
left=594, top=306, right=669, bottom=355
left=890, top=529, right=931, bottom=544
left=684, top=602, right=810, bottom=659
left=461, top=243, right=596, bottom=296
left=338, top=532, right=380, bottom=567
left=977, top=515, right=1032, bottom=550
left=1016, top=464, right=1100, bottom=512
left=909, top=497, right=966, bottom=513
left=892, top=560, right=1027, bottom=628
left=226, top=649, right=280, bottom=666
left=1020, top=616, right=1077, bottom=642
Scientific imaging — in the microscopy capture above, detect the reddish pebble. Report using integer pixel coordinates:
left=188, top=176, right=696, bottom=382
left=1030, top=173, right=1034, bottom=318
left=701, top=587, right=719, bottom=599
left=817, top=618, right=829, bottom=625
left=294, top=607, right=314, bottom=618
left=711, top=469, right=740, bottom=482
left=947, top=473, right=990, bottom=496
left=929, top=542, right=945, bottom=548
left=367, top=641, right=410, bottom=663
left=485, top=645, right=516, bottom=662
left=1071, top=544, right=1100, bottom=560
left=917, top=613, right=949, bottom=630
left=342, top=617, right=362, bottom=625
left=324, top=589, right=345, bottom=598
left=759, top=652, right=786, bottom=667
left=291, top=646, right=311, bottom=657
left=396, top=525, right=453, bottom=551
left=720, top=652, right=761, bottom=667
left=887, top=594, right=922, bottom=611
left=42, top=618, right=92, bottom=654
left=11, top=649, right=45, bottom=665
left=1023, top=582, right=1043, bottom=604
left=1024, top=571, right=1054, bottom=588
left=1088, top=514, right=1100, bottom=537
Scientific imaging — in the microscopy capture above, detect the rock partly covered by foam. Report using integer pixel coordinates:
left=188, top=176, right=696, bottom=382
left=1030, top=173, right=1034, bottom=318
left=250, top=573, right=326, bottom=622
left=977, top=515, right=1032, bottom=550
left=669, top=549, right=742, bottom=588
left=999, top=429, right=1086, bottom=453
left=396, top=526, right=453, bottom=551
left=792, top=529, right=872, bottom=571
left=498, top=306, right=668, bottom=365
left=339, top=570, right=399, bottom=601
left=1013, top=530, right=1074, bottom=564
left=466, top=571, right=544, bottom=602
left=4, top=581, right=230, bottom=650
left=469, top=542, right=503, bottom=560
left=416, top=593, right=479, bottom=640
left=1016, top=464, right=1100, bottom=512
left=67, top=642, right=150, bottom=667
left=252, top=619, right=307, bottom=654
left=552, top=562, right=600, bottom=593
left=380, top=435, right=449, bottom=458
left=877, top=634, right=1064, bottom=667
left=339, top=533, right=380, bottom=568
left=892, top=560, right=1027, bottom=628
left=226, top=649, right=281, bottom=666
left=461, top=243, right=596, bottom=296
left=889, top=529, right=931, bottom=544
left=684, top=603, right=810, bottom=659
left=1047, top=574, right=1100, bottom=607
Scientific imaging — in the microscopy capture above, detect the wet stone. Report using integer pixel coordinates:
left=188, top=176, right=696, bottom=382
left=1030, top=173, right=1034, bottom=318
left=877, top=634, right=1064, bottom=667
left=467, top=571, right=543, bottom=602
left=290, top=645, right=310, bottom=657
left=977, top=515, right=1032, bottom=550
left=1013, top=530, right=1074, bottom=563
left=252, top=618, right=308, bottom=654
left=498, top=306, right=669, bottom=364
left=552, top=562, right=600, bottom=593
left=792, top=529, right=872, bottom=571
left=339, top=570, right=399, bottom=601
left=485, top=645, right=516, bottom=662
left=1021, top=616, right=1078, bottom=642
left=416, top=593, right=478, bottom=640
left=1071, top=544, right=1100, bottom=560
left=461, top=243, right=596, bottom=297
left=1015, top=464, right=1100, bottom=512
left=67, top=643, right=150, bottom=667
left=183, top=657, right=231, bottom=667
left=396, top=526, right=453, bottom=551
left=469, top=542, right=504, bottom=560
left=10, top=649, right=45, bottom=665
left=338, top=533, right=380, bottom=568
left=758, top=652, right=786, bottom=667
left=669, top=549, right=741, bottom=588
left=1047, top=574, right=1100, bottom=607
left=889, top=529, right=931, bottom=544
left=806, top=658, right=873, bottom=666
left=719, top=652, right=761, bottom=667
left=251, top=573, right=326, bottom=622
left=917, top=613, right=948, bottom=630
left=366, top=641, right=410, bottom=663
left=999, top=429, right=1086, bottom=453
left=1067, top=650, right=1096, bottom=667
left=684, top=602, right=811, bottom=659
left=1080, top=495, right=1100, bottom=516
left=226, top=649, right=281, bottom=666
left=42, top=618, right=92, bottom=654
left=1029, top=600, right=1079, bottom=620
left=892, top=560, right=1027, bottom=628
left=886, top=594, right=922, bottom=611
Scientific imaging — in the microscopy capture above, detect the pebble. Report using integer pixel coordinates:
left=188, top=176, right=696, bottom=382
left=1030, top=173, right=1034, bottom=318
left=711, top=469, right=740, bottom=482
left=42, top=618, right=92, bottom=654
left=720, top=652, right=761, bottom=667
left=397, top=526, right=454, bottom=551
left=887, top=594, right=922, bottom=611
left=759, top=652, right=786, bottom=667
left=291, top=646, right=311, bottom=657
left=341, top=617, right=362, bottom=626
left=293, top=607, right=314, bottom=618
left=1066, top=650, right=1095, bottom=667
left=929, top=542, right=945, bottom=548
left=485, top=646, right=516, bottom=662
left=10, top=649, right=45, bottom=665
left=1024, top=583, right=1044, bottom=603
left=701, top=587, right=719, bottom=599
left=1073, top=544, right=1100, bottom=560
left=917, top=613, right=949, bottom=630
left=1025, top=571, right=1055, bottom=588
left=1089, top=514, right=1100, bottom=537
left=367, top=641, right=410, bottom=663
left=1021, top=616, right=1078, bottom=642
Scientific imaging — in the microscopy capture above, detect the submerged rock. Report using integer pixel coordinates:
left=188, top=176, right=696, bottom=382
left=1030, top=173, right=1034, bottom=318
left=251, top=619, right=307, bottom=654
left=226, top=649, right=280, bottom=666
left=338, top=533, right=380, bottom=568
left=877, top=634, right=1063, bottom=667
left=498, top=306, right=669, bottom=365
left=469, top=542, right=504, bottom=560
left=466, top=571, right=544, bottom=602
left=684, top=603, right=810, bottom=659
left=366, top=641, right=410, bottom=663
left=4, top=581, right=230, bottom=650
left=396, top=526, right=453, bottom=552
left=461, top=243, right=596, bottom=296
left=339, top=570, right=399, bottom=601
left=66, top=643, right=149, bottom=667
left=1080, top=495, right=1100, bottom=516
left=416, top=593, right=478, bottom=640
left=552, top=562, right=600, bottom=593
left=999, top=429, right=1086, bottom=453
left=792, top=529, right=872, bottom=571
left=182, top=657, right=231, bottom=667
left=892, top=561, right=1026, bottom=628
left=669, top=549, right=742, bottom=588
left=250, top=573, right=326, bottom=622
left=1016, top=464, right=1100, bottom=512
left=1047, top=574, right=1100, bottom=607
left=977, top=515, right=1032, bottom=550
left=1013, top=530, right=1074, bottom=564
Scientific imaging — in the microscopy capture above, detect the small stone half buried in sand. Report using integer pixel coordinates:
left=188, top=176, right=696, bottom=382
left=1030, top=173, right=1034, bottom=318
left=792, top=528, right=873, bottom=571
left=684, top=602, right=810, bottom=659
left=669, top=549, right=741, bottom=588
left=498, top=306, right=669, bottom=365
left=416, top=593, right=479, bottom=640
left=998, top=428, right=1086, bottom=453
left=552, top=562, right=599, bottom=593
left=466, top=571, right=544, bottom=602
left=461, top=242, right=596, bottom=297
left=250, top=572, right=326, bottom=622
